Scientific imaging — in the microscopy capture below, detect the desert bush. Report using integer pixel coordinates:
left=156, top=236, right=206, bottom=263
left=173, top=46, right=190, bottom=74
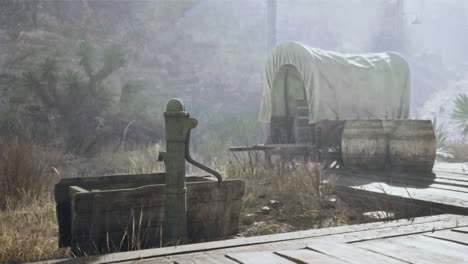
left=21, top=42, right=124, bottom=154
left=16, top=42, right=164, bottom=155
left=433, top=118, right=448, bottom=152
left=0, top=135, right=62, bottom=209
left=451, top=93, right=468, bottom=139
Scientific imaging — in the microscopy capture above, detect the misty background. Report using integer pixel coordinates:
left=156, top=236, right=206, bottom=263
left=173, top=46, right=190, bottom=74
left=0, top=0, right=467, bottom=166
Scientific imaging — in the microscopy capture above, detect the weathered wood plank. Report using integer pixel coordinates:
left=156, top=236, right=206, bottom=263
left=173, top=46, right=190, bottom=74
left=378, top=171, right=468, bottom=190
left=335, top=185, right=468, bottom=216
left=73, top=215, right=468, bottom=264
left=306, top=240, right=407, bottom=264
left=336, top=176, right=468, bottom=208
left=229, top=144, right=313, bottom=152
left=226, top=251, right=293, bottom=264
left=334, top=167, right=468, bottom=185
left=274, top=249, right=349, bottom=264
left=351, top=184, right=468, bottom=207
left=174, top=253, right=238, bottom=264
left=55, top=173, right=166, bottom=203
left=424, top=230, right=468, bottom=246
left=190, top=215, right=468, bottom=261
left=434, top=172, right=468, bottom=183
left=200, top=218, right=464, bottom=262
left=69, top=186, right=89, bottom=195
left=321, top=216, right=468, bottom=243
left=453, top=227, right=468, bottom=233
left=334, top=169, right=468, bottom=194
left=433, top=163, right=468, bottom=175
left=391, top=172, right=468, bottom=192
left=356, top=235, right=468, bottom=264
left=402, top=170, right=468, bottom=183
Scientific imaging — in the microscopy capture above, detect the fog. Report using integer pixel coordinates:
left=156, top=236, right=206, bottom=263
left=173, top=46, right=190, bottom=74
left=0, top=0, right=467, bottom=159
left=1, top=2, right=468, bottom=260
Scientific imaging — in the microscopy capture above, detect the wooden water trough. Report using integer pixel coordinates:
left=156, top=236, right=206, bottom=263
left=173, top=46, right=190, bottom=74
left=55, top=99, right=245, bottom=255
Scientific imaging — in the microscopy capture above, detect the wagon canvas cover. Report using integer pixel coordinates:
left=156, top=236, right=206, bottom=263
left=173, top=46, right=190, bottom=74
left=259, top=42, right=411, bottom=123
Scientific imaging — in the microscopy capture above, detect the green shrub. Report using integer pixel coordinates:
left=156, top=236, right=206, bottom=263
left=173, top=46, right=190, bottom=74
left=451, top=93, right=468, bottom=137
left=433, top=118, right=447, bottom=151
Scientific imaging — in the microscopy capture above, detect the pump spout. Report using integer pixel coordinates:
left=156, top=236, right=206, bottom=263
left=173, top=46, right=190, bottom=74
left=185, top=129, right=223, bottom=184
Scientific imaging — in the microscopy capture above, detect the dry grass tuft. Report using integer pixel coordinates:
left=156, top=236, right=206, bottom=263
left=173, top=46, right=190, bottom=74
left=228, top=154, right=353, bottom=236
left=0, top=195, right=71, bottom=263
left=0, top=135, right=67, bottom=263
left=127, top=143, right=165, bottom=174
left=0, top=135, right=62, bottom=209
left=87, top=143, right=165, bottom=176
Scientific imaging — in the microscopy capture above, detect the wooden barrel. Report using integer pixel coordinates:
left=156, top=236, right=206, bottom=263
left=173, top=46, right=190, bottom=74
left=386, top=120, right=436, bottom=172
left=341, top=119, right=386, bottom=169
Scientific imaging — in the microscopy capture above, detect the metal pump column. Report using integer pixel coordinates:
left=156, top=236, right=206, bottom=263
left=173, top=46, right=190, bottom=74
left=162, top=98, right=197, bottom=245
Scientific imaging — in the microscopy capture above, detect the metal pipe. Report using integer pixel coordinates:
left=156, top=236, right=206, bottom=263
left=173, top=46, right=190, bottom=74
left=185, top=129, right=223, bottom=184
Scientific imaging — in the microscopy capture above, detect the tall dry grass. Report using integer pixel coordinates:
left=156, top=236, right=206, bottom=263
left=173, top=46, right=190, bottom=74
left=0, top=135, right=62, bottom=209
left=227, top=153, right=348, bottom=236
left=128, top=143, right=165, bottom=174
left=0, top=135, right=69, bottom=263
left=0, top=195, right=70, bottom=263
left=87, top=143, right=165, bottom=176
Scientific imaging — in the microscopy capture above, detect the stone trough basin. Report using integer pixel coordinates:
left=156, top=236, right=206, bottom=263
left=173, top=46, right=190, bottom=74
left=54, top=173, right=244, bottom=254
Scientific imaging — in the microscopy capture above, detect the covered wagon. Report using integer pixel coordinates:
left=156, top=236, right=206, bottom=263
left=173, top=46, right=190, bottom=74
left=232, top=42, right=435, bottom=172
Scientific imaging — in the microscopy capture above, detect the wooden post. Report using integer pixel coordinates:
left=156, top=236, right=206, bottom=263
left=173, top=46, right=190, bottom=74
left=315, top=122, right=322, bottom=162
left=267, top=0, right=277, bottom=51
left=162, top=98, right=197, bottom=245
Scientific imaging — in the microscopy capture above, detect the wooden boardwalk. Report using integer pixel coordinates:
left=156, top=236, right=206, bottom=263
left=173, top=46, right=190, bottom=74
left=333, top=162, right=468, bottom=215
left=43, top=214, right=468, bottom=264
left=37, top=162, right=468, bottom=264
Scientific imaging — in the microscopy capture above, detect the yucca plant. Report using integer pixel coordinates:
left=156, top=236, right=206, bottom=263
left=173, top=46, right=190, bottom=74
left=451, top=93, right=468, bottom=139
left=21, top=41, right=126, bottom=154
left=433, top=118, right=447, bottom=152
